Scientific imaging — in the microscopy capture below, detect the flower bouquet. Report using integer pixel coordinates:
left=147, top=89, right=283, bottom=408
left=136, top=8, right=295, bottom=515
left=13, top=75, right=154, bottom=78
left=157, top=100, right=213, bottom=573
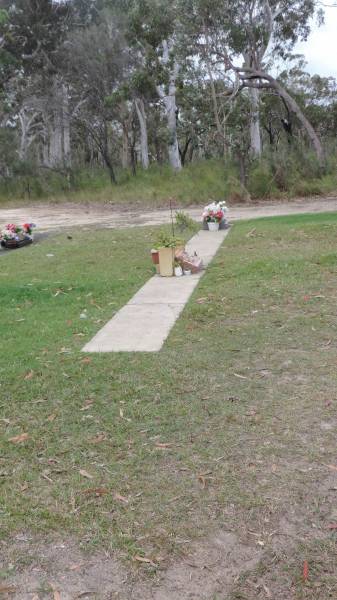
left=202, top=201, right=229, bottom=231
left=0, top=223, right=36, bottom=249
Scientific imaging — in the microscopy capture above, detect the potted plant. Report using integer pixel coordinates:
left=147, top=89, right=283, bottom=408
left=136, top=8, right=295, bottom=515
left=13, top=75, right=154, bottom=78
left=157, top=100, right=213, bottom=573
left=202, top=202, right=228, bottom=230
left=0, top=223, right=36, bottom=249
left=154, top=232, right=184, bottom=277
left=202, top=204, right=224, bottom=231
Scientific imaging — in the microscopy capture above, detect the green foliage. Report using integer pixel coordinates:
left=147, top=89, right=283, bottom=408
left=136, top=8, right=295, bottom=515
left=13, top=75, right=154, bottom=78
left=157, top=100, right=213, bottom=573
left=226, top=175, right=250, bottom=203
left=154, top=229, right=184, bottom=248
left=175, top=210, right=197, bottom=232
left=247, top=163, right=277, bottom=199
left=2, top=155, right=337, bottom=207
left=0, top=8, right=8, bottom=25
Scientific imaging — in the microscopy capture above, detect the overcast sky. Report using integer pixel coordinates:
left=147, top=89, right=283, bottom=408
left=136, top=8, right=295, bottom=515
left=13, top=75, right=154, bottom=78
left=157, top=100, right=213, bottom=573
left=295, top=5, right=337, bottom=78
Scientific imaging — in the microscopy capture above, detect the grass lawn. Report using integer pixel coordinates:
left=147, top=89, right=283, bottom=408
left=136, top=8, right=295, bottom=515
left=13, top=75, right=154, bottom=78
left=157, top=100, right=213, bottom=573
left=1, top=214, right=337, bottom=598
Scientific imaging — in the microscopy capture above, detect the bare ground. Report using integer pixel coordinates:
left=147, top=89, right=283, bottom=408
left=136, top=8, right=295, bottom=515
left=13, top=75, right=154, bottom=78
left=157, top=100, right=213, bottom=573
left=2, top=463, right=337, bottom=600
left=1, top=531, right=261, bottom=599
left=1, top=196, right=337, bottom=231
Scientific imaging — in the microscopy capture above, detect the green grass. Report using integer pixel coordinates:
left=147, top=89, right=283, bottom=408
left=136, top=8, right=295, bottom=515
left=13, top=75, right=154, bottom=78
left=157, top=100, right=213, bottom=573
left=1, top=214, right=337, bottom=597
left=0, top=160, right=233, bottom=208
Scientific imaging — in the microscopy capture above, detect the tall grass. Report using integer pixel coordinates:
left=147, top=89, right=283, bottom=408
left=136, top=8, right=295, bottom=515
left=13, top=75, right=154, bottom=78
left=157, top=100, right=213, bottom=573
left=1, top=152, right=337, bottom=208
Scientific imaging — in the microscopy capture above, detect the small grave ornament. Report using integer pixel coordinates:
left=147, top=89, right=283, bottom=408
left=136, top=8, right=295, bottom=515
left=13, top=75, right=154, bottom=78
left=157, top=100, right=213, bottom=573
left=0, top=223, right=36, bottom=249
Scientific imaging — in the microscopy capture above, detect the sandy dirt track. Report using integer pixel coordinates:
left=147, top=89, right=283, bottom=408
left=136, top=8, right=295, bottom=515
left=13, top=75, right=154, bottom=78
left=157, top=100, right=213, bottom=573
left=1, top=196, right=337, bottom=231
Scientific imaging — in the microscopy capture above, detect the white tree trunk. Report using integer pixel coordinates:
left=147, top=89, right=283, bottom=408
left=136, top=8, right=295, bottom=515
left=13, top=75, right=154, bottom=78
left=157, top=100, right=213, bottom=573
left=249, top=86, right=262, bottom=158
left=157, top=40, right=182, bottom=172
left=62, top=83, right=71, bottom=167
left=48, top=78, right=71, bottom=167
left=18, top=111, right=28, bottom=161
left=49, top=113, right=63, bottom=167
left=18, top=109, right=39, bottom=161
left=135, top=98, right=149, bottom=169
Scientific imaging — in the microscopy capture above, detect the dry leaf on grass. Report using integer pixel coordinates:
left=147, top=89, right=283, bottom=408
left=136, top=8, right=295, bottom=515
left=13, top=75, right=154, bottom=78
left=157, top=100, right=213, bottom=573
left=69, top=563, right=82, bottom=571
left=262, top=584, right=272, bottom=598
left=79, top=469, right=94, bottom=479
left=155, top=442, right=172, bottom=448
left=89, top=433, right=106, bottom=444
left=113, top=493, right=129, bottom=504
left=134, top=555, right=157, bottom=567
left=81, top=357, right=92, bottom=364
left=324, top=464, right=337, bottom=471
left=24, top=370, right=34, bottom=380
left=196, top=297, right=207, bottom=304
left=303, top=560, right=309, bottom=581
left=49, top=582, right=61, bottom=600
left=0, top=584, right=16, bottom=594
left=246, top=228, right=256, bottom=238
left=41, top=472, right=54, bottom=483
left=198, top=475, right=206, bottom=489
left=80, top=400, right=94, bottom=411
left=47, top=413, right=57, bottom=422
left=82, top=487, right=108, bottom=497
left=8, top=433, right=29, bottom=444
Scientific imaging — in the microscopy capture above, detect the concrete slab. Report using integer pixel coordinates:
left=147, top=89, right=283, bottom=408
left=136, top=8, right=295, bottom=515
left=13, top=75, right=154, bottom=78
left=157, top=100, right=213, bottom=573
left=82, top=303, right=185, bottom=352
left=129, top=273, right=202, bottom=305
left=185, top=230, right=228, bottom=266
left=82, top=228, right=229, bottom=353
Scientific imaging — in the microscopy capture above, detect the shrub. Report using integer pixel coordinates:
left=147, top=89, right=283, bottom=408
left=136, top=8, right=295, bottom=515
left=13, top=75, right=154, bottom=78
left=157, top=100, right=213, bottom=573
left=247, top=163, right=277, bottom=199
left=175, top=211, right=198, bottom=232
left=291, top=179, right=325, bottom=197
left=226, top=175, right=250, bottom=203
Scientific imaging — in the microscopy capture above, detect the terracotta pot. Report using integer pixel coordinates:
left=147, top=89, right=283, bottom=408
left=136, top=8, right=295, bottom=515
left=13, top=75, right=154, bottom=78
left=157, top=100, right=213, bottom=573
left=151, top=249, right=159, bottom=265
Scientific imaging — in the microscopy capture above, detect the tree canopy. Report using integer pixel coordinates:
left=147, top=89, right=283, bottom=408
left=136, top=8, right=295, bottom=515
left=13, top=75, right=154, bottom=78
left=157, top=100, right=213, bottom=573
left=0, top=0, right=335, bottom=190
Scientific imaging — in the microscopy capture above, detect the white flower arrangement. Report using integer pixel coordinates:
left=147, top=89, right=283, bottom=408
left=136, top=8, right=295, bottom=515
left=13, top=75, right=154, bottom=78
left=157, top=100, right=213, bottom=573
left=217, top=201, right=229, bottom=213
left=202, top=201, right=228, bottom=223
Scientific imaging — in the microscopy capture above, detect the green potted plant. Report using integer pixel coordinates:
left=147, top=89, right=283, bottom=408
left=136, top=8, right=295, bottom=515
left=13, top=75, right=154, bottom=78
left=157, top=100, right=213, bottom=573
left=154, top=232, right=184, bottom=277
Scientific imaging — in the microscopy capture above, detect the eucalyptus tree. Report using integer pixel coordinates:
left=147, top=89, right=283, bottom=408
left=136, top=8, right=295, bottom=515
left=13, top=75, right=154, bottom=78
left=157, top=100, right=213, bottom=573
left=65, top=13, right=131, bottom=182
left=112, top=0, right=184, bottom=170
left=180, top=0, right=324, bottom=163
left=0, top=0, right=74, bottom=168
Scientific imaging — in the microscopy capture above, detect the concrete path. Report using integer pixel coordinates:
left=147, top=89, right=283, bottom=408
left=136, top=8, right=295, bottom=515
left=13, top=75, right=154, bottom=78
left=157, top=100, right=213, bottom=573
left=82, top=229, right=229, bottom=353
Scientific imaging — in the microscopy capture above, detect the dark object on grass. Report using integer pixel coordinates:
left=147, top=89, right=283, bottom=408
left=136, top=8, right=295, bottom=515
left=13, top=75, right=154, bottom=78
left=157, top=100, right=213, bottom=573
left=1, top=237, right=33, bottom=250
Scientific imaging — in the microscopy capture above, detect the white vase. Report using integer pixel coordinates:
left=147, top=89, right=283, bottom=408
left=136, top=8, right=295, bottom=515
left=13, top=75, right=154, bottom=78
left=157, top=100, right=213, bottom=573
left=208, top=221, right=219, bottom=232
left=174, top=266, right=183, bottom=277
